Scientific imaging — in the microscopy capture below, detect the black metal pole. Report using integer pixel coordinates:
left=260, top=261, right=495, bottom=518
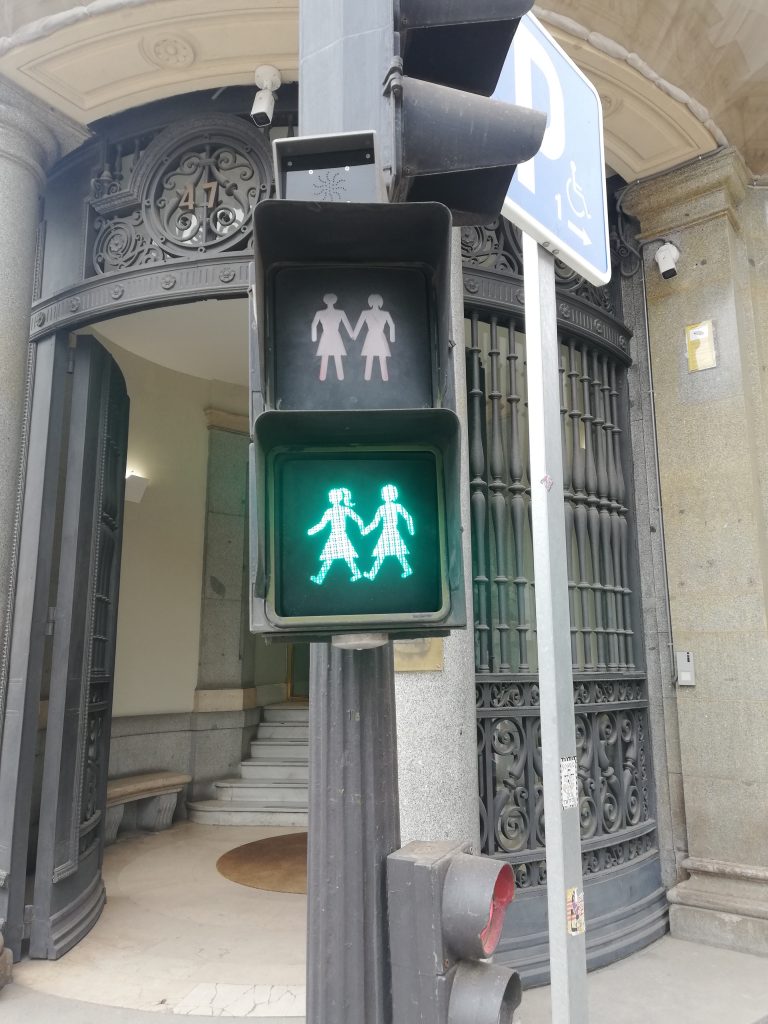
left=307, top=641, right=399, bottom=1024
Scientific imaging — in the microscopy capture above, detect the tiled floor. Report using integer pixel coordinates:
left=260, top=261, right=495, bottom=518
left=12, top=822, right=308, bottom=1017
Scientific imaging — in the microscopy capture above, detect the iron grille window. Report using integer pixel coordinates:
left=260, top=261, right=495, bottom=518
left=463, top=223, right=655, bottom=888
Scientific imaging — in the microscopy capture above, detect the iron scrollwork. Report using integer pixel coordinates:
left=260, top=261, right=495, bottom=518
left=89, top=115, right=273, bottom=276
left=477, top=678, right=654, bottom=876
left=461, top=216, right=616, bottom=315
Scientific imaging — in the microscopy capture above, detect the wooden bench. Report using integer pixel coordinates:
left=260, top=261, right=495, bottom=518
left=105, top=771, right=191, bottom=844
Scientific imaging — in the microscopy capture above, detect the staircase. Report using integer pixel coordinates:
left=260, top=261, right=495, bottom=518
left=187, top=703, right=309, bottom=826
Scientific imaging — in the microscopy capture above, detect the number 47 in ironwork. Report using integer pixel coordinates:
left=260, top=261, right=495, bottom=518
left=178, top=180, right=218, bottom=209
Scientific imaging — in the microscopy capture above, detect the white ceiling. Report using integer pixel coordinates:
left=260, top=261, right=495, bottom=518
left=91, top=297, right=249, bottom=385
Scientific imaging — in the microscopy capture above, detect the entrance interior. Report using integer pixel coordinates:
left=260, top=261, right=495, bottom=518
left=87, top=296, right=311, bottom=830
left=1, top=296, right=311, bottom=972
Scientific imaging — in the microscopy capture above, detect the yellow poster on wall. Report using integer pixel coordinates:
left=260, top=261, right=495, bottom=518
left=686, top=320, right=716, bottom=372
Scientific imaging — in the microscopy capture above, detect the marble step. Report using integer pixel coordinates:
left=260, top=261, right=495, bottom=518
left=250, top=737, right=308, bottom=760
left=240, top=758, right=309, bottom=781
left=262, top=703, right=309, bottom=724
left=187, top=799, right=308, bottom=827
left=257, top=722, right=309, bottom=741
left=214, top=778, right=308, bottom=803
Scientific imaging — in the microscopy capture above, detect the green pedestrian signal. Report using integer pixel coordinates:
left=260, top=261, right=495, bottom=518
left=306, top=483, right=415, bottom=586
left=307, top=487, right=366, bottom=585
left=361, top=484, right=415, bottom=581
left=269, top=448, right=447, bottom=623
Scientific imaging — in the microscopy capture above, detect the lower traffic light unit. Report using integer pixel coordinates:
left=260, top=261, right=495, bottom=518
left=387, top=840, right=521, bottom=1024
left=249, top=408, right=465, bottom=640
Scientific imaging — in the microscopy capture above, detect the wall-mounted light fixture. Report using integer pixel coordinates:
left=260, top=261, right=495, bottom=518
left=125, top=471, right=149, bottom=504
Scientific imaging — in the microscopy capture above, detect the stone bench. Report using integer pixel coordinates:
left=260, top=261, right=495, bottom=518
left=105, top=771, right=191, bottom=844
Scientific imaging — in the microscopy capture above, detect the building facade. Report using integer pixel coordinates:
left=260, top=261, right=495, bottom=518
left=0, top=0, right=766, bottom=986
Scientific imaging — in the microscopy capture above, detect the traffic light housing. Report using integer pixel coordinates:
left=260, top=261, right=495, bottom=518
left=249, top=200, right=466, bottom=640
left=387, top=841, right=521, bottom=1024
left=387, top=0, right=547, bottom=224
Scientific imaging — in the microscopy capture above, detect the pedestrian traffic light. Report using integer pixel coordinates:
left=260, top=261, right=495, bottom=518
left=386, top=0, right=547, bottom=224
left=387, top=841, right=521, bottom=1024
left=249, top=199, right=465, bottom=640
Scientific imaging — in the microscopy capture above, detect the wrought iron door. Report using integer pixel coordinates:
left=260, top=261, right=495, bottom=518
left=29, top=337, right=128, bottom=958
left=0, top=335, right=71, bottom=959
left=462, top=219, right=665, bottom=978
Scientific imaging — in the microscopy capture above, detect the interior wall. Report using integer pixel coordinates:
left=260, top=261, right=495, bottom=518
left=97, top=334, right=249, bottom=716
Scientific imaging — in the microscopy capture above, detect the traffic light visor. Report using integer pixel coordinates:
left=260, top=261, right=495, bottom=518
left=442, top=854, right=516, bottom=959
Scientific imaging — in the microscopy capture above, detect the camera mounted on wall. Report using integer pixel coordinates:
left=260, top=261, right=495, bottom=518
left=251, top=65, right=282, bottom=128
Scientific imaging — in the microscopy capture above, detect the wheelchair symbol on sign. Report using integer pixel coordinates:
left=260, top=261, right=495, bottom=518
left=555, top=161, right=592, bottom=248
left=566, top=161, right=590, bottom=220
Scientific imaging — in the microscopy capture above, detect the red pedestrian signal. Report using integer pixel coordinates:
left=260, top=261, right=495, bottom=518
left=387, top=841, right=522, bottom=1024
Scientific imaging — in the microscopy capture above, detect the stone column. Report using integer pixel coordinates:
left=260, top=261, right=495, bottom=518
left=0, top=77, right=84, bottom=990
left=624, top=148, right=768, bottom=955
left=191, top=415, right=276, bottom=800
left=394, top=232, right=480, bottom=849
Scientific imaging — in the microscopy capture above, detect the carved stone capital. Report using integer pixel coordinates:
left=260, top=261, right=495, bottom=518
left=622, top=147, right=750, bottom=241
left=0, top=75, right=88, bottom=188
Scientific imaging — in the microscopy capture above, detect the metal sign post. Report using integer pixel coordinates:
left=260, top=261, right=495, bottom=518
left=498, top=13, right=609, bottom=1018
left=523, top=233, right=589, bottom=1023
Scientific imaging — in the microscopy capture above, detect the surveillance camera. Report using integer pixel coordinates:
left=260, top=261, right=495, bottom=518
left=654, top=241, right=680, bottom=280
left=251, top=89, right=275, bottom=128
left=251, top=64, right=281, bottom=128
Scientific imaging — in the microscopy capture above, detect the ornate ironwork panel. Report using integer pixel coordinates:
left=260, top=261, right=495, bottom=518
left=475, top=676, right=653, bottom=877
left=87, top=115, right=273, bottom=276
left=463, top=219, right=656, bottom=878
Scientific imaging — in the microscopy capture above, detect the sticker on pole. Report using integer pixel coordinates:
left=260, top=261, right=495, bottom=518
left=566, top=887, right=586, bottom=935
left=560, top=755, right=578, bottom=810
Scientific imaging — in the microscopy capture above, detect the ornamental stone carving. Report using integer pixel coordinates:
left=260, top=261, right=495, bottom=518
left=141, top=33, right=196, bottom=69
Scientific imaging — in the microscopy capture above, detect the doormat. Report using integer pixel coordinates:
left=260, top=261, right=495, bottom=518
left=216, top=831, right=308, bottom=894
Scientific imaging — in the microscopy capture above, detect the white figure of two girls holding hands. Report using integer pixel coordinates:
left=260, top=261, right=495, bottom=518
left=311, top=294, right=395, bottom=383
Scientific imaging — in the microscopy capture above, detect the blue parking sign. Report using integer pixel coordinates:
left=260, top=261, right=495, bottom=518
left=495, top=14, right=611, bottom=286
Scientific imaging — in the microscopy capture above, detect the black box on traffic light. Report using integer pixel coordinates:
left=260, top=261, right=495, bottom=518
left=248, top=200, right=466, bottom=640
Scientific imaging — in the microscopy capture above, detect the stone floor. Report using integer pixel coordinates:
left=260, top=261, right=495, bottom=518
left=10, top=822, right=308, bottom=1017
left=2, top=821, right=767, bottom=1023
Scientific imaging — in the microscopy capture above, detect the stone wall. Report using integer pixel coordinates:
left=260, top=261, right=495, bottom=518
left=109, top=708, right=261, bottom=802
left=624, top=147, right=768, bottom=955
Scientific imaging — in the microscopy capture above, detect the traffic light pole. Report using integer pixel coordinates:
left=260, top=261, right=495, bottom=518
left=523, top=233, right=589, bottom=1023
left=299, top=4, right=400, bottom=1024
left=307, top=641, right=399, bottom=1024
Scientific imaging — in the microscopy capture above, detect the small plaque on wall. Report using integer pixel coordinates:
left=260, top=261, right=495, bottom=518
left=393, top=638, right=444, bottom=672
left=686, top=320, right=716, bottom=372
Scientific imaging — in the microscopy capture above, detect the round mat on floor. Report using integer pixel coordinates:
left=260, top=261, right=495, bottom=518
left=216, top=831, right=308, bottom=894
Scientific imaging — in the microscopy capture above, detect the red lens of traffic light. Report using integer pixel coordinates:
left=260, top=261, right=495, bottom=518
left=478, top=863, right=515, bottom=955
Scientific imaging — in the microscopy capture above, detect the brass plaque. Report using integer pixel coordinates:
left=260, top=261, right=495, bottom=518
left=393, top=637, right=444, bottom=672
